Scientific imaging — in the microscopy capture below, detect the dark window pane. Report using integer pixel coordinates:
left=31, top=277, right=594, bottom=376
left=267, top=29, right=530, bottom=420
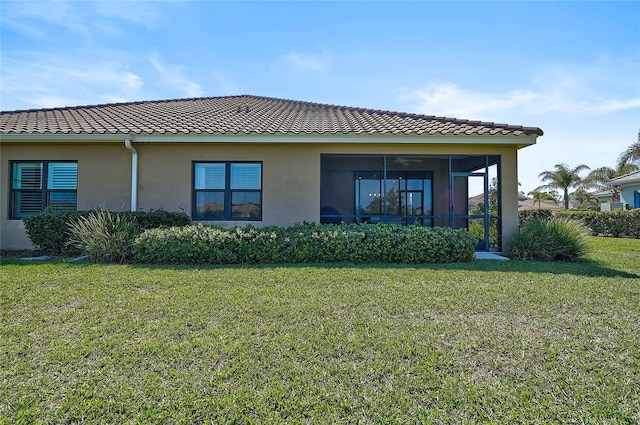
left=48, top=192, right=77, bottom=211
left=12, top=163, right=42, bottom=189
left=358, top=179, right=381, bottom=215
left=407, top=192, right=422, bottom=215
left=14, top=191, right=43, bottom=218
left=231, top=191, right=261, bottom=218
left=195, top=192, right=225, bottom=219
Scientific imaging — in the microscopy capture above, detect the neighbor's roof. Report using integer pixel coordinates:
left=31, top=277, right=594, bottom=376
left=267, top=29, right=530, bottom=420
left=0, top=95, right=543, bottom=138
left=607, top=170, right=640, bottom=186
left=589, top=188, right=614, bottom=198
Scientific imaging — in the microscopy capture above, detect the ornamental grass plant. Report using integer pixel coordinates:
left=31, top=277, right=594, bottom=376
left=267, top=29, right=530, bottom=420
left=506, top=216, right=589, bottom=261
left=66, top=207, right=140, bottom=263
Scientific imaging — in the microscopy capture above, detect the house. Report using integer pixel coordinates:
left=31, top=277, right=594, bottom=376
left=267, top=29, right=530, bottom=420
left=1, top=95, right=543, bottom=253
left=607, top=170, right=640, bottom=209
left=589, top=188, right=615, bottom=205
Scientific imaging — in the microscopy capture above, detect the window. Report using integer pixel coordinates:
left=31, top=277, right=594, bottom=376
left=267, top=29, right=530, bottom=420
left=355, top=170, right=433, bottom=225
left=10, top=161, right=78, bottom=219
left=193, top=162, right=262, bottom=220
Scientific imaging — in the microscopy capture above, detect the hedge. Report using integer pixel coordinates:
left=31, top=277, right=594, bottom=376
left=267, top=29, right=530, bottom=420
left=518, top=209, right=640, bottom=238
left=23, top=208, right=191, bottom=254
left=132, top=223, right=477, bottom=265
left=556, top=210, right=640, bottom=238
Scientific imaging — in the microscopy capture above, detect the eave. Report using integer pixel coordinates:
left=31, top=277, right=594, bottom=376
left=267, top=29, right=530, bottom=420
left=0, top=132, right=538, bottom=148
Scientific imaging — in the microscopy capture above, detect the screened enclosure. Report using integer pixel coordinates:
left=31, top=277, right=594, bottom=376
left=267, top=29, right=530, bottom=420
left=320, top=154, right=501, bottom=251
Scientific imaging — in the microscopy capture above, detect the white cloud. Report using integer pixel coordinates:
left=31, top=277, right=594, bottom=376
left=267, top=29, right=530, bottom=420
left=397, top=83, right=546, bottom=121
left=2, top=0, right=92, bottom=39
left=149, top=56, right=204, bottom=98
left=95, top=1, right=164, bottom=30
left=1, top=0, right=165, bottom=41
left=282, top=48, right=330, bottom=71
left=398, top=81, right=639, bottom=123
left=397, top=58, right=640, bottom=122
left=0, top=56, right=145, bottom=109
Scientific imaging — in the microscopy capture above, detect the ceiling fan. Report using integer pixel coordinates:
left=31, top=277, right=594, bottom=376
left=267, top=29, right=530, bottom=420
left=392, top=157, right=424, bottom=166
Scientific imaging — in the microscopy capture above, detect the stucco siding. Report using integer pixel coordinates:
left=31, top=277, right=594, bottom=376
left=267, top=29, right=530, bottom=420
left=620, top=186, right=640, bottom=208
left=134, top=143, right=320, bottom=227
left=1, top=142, right=131, bottom=250
left=2, top=139, right=522, bottom=251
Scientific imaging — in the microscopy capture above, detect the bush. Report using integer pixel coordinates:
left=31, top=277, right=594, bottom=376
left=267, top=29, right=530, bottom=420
left=121, top=209, right=192, bottom=230
left=518, top=209, right=553, bottom=228
left=22, top=208, right=86, bottom=255
left=132, top=223, right=477, bottom=265
left=556, top=209, right=640, bottom=238
left=506, top=217, right=589, bottom=261
left=66, top=208, right=141, bottom=263
left=23, top=209, right=191, bottom=254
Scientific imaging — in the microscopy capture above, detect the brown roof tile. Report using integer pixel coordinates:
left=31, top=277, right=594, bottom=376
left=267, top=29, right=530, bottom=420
left=0, top=95, right=543, bottom=137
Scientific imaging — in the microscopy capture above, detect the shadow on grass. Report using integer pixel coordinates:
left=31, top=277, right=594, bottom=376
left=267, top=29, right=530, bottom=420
left=3, top=255, right=638, bottom=279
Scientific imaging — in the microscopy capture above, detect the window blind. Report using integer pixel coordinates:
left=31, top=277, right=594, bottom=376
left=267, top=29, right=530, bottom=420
left=195, top=164, right=225, bottom=189
left=48, top=163, right=78, bottom=189
left=230, top=163, right=261, bottom=189
left=12, top=163, right=42, bottom=189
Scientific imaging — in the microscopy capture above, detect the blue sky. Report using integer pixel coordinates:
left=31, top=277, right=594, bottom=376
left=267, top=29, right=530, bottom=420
left=1, top=1, right=639, bottom=194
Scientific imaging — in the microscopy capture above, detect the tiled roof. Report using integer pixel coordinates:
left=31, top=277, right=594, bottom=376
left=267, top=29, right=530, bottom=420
left=0, top=95, right=543, bottom=137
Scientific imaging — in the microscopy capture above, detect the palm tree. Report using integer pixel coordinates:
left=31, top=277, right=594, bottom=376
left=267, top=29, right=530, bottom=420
left=583, top=163, right=639, bottom=190
left=528, top=190, right=558, bottom=209
left=570, top=187, right=598, bottom=210
left=535, top=163, right=590, bottom=209
left=583, top=162, right=639, bottom=203
left=618, top=128, right=640, bottom=166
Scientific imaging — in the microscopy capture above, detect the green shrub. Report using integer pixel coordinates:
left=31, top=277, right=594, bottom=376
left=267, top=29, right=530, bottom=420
left=23, top=208, right=191, bottom=255
left=518, top=209, right=553, bottom=227
left=132, top=223, right=477, bottom=265
left=66, top=208, right=141, bottom=263
left=506, top=217, right=589, bottom=261
left=22, top=208, right=86, bottom=255
left=556, top=209, right=640, bottom=238
left=121, top=209, right=191, bottom=230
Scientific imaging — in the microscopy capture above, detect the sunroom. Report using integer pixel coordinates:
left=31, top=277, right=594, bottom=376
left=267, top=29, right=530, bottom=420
left=320, top=154, right=501, bottom=251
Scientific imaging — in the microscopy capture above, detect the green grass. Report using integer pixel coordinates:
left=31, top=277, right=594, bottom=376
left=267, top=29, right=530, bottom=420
left=1, top=237, right=639, bottom=424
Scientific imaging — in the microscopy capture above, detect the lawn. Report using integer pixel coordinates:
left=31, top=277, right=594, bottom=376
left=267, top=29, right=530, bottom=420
left=1, top=237, right=639, bottom=424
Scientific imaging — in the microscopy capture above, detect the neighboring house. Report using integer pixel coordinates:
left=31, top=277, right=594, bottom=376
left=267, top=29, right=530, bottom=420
left=607, top=170, right=640, bottom=209
left=588, top=188, right=615, bottom=205
left=1, top=95, right=543, bottom=252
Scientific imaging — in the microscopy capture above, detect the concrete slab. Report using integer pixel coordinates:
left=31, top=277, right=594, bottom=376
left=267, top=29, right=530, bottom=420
left=475, top=252, right=510, bottom=261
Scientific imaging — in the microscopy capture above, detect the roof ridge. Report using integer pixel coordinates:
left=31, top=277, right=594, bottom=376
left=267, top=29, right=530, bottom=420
left=234, top=95, right=543, bottom=132
left=1, top=94, right=537, bottom=132
left=1, top=94, right=544, bottom=137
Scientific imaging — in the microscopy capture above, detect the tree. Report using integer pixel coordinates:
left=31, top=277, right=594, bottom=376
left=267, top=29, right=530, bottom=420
left=617, top=128, right=640, bottom=167
left=570, top=188, right=598, bottom=210
left=583, top=163, right=639, bottom=189
left=583, top=163, right=639, bottom=203
left=527, top=191, right=558, bottom=209
left=535, top=163, right=590, bottom=209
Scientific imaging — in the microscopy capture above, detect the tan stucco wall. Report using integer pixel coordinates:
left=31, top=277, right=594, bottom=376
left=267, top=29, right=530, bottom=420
left=1, top=139, right=523, bottom=252
left=1, top=142, right=131, bottom=250
left=135, top=143, right=320, bottom=227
